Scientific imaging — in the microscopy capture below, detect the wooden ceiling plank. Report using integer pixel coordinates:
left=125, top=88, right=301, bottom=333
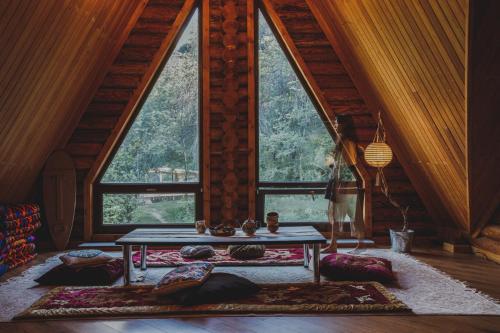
left=413, top=0, right=464, bottom=88
left=2, top=0, right=99, bottom=156
left=384, top=1, right=466, bottom=164
left=430, top=0, right=465, bottom=59
left=405, top=0, right=466, bottom=148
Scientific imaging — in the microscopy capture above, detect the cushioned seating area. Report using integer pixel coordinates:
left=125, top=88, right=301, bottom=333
left=170, top=272, right=261, bottom=305
left=153, top=262, right=214, bottom=296
left=59, top=250, right=113, bottom=268
left=320, top=253, right=395, bottom=282
left=35, top=259, right=124, bottom=285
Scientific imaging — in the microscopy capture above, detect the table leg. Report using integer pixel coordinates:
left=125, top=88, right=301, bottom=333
left=313, top=243, right=320, bottom=284
left=303, top=244, right=310, bottom=267
left=140, top=245, right=147, bottom=271
left=123, top=245, right=131, bottom=286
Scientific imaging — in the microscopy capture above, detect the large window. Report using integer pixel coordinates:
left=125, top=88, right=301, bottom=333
left=95, top=9, right=201, bottom=230
left=257, top=9, right=358, bottom=224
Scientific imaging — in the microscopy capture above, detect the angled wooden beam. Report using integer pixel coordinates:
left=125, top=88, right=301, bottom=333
left=247, top=0, right=257, bottom=219
left=202, top=0, right=211, bottom=223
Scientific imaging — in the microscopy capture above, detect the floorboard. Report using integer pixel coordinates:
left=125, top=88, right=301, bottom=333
left=1, top=247, right=499, bottom=332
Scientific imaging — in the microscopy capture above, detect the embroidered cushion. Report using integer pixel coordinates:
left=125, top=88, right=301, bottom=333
left=170, top=273, right=261, bottom=305
left=180, top=245, right=216, bottom=259
left=152, top=262, right=214, bottom=296
left=59, top=250, right=113, bottom=268
left=227, top=245, right=265, bottom=260
left=34, top=259, right=124, bottom=285
left=320, top=253, right=395, bottom=282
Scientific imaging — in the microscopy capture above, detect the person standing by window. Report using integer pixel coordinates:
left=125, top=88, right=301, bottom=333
left=322, top=115, right=365, bottom=253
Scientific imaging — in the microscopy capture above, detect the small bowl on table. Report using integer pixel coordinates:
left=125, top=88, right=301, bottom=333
left=208, top=225, right=236, bottom=237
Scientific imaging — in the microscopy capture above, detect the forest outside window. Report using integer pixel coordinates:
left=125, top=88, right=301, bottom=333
left=256, top=9, right=359, bottom=225
left=94, top=9, right=201, bottom=231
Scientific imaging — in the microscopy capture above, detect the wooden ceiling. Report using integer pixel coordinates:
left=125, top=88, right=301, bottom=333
left=309, top=0, right=471, bottom=233
left=0, top=0, right=145, bottom=202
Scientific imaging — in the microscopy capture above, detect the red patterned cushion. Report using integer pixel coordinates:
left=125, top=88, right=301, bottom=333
left=320, top=253, right=395, bottom=282
left=153, top=263, right=213, bottom=296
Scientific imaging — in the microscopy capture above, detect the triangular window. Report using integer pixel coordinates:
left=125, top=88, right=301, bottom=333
left=102, top=9, right=200, bottom=184
left=98, top=9, right=200, bottom=226
left=258, top=10, right=343, bottom=182
left=257, top=10, right=356, bottom=223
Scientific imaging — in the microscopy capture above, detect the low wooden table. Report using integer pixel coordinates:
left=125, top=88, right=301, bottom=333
left=115, top=226, right=326, bottom=285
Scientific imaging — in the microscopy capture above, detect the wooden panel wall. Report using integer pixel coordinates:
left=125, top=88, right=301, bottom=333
left=311, top=0, right=469, bottom=233
left=64, top=0, right=190, bottom=240
left=0, top=0, right=145, bottom=203
left=208, top=0, right=252, bottom=226
left=264, top=0, right=435, bottom=243
left=468, top=0, right=500, bottom=235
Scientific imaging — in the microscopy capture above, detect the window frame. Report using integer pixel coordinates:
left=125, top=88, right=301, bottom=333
left=255, top=5, right=364, bottom=227
left=93, top=5, right=203, bottom=233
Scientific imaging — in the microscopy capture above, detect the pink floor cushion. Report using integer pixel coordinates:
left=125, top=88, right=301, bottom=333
left=320, top=253, right=395, bottom=282
left=152, top=262, right=214, bottom=296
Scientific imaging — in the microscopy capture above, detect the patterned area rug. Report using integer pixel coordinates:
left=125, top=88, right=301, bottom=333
left=15, top=281, right=408, bottom=319
left=132, top=248, right=304, bottom=267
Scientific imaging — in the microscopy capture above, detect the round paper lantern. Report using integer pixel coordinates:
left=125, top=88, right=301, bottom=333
left=364, top=142, right=393, bottom=168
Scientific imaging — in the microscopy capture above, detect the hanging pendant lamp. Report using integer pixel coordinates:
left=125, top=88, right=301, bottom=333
left=364, top=112, right=393, bottom=186
left=364, top=112, right=393, bottom=168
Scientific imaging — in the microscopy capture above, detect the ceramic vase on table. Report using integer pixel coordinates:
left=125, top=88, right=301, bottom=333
left=242, top=219, right=257, bottom=236
left=195, top=220, right=207, bottom=234
left=266, top=212, right=279, bottom=233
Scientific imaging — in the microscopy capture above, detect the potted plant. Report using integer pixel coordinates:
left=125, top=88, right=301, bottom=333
left=376, top=155, right=414, bottom=253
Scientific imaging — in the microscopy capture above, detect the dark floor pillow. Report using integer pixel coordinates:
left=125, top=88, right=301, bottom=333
left=180, top=245, right=216, bottom=259
left=320, top=253, right=395, bottom=282
left=35, top=258, right=124, bottom=285
left=227, top=245, right=265, bottom=260
left=170, top=272, right=261, bottom=305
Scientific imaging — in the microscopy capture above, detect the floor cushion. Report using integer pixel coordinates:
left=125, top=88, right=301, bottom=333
left=34, top=259, right=124, bottom=285
left=180, top=245, right=215, bottom=259
left=170, top=272, right=261, bottom=305
left=59, top=249, right=113, bottom=268
left=481, top=225, right=500, bottom=242
left=320, top=253, right=395, bottom=282
left=152, top=262, right=213, bottom=296
left=227, top=245, right=266, bottom=260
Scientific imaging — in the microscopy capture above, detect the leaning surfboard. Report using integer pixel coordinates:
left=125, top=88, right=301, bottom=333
left=43, top=150, right=76, bottom=251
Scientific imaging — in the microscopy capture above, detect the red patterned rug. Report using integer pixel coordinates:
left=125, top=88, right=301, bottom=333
left=132, top=248, right=304, bottom=267
left=16, top=282, right=409, bottom=319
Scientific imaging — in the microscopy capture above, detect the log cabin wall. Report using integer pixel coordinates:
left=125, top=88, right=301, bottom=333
left=0, top=0, right=146, bottom=203
left=207, top=0, right=253, bottom=227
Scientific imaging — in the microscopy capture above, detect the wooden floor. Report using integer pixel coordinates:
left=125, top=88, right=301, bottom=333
left=1, top=247, right=499, bottom=333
